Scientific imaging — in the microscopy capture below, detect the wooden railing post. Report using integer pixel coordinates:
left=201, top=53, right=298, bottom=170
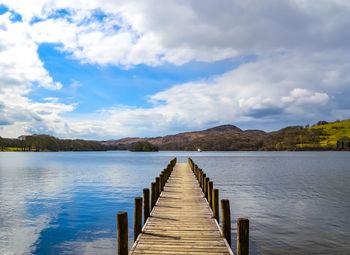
left=213, top=189, right=219, bottom=222
left=134, top=197, right=142, bottom=241
left=221, top=199, right=231, bottom=247
left=155, top=177, right=160, bottom=199
left=117, top=211, right=128, bottom=255
left=208, top=181, right=213, bottom=208
left=151, top=182, right=156, bottom=209
left=237, top=218, right=249, bottom=255
left=143, top=188, right=150, bottom=223
left=205, top=177, right=210, bottom=199
left=202, top=173, right=206, bottom=191
left=160, top=172, right=164, bottom=192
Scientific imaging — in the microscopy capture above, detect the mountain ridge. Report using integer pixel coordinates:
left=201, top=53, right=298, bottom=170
left=1, top=120, right=349, bottom=151
left=102, top=120, right=350, bottom=151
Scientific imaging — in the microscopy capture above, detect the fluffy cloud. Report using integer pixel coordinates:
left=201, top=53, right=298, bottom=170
left=57, top=50, right=348, bottom=139
left=0, top=0, right=350, bottom=138
left=4, top=0, right=350, bottom=66
left=0, top=11, right=75, bottom=137
left=0, top=13, right=61, bottom=90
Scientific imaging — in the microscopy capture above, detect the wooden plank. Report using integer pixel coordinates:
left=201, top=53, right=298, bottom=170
left=129, top=163, right=233, bottom=255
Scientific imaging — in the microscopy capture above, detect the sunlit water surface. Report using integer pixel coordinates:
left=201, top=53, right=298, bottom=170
left=0, top=151, right=349, bottom=255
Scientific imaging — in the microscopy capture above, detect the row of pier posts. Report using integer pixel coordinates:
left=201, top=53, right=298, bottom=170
left=188, top=158, right=250, bottom=255
left=117, top=158, right=177, bottom=255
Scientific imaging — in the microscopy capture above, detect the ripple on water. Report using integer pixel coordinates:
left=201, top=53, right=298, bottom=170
left=1, top=151, right=350, bottom=255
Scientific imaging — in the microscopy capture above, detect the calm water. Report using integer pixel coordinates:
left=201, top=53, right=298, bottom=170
left=0, top=151, right=349, bottom=255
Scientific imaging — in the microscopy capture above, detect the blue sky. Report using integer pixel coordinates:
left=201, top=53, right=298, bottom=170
left=0, top=1, right=349, bottom=139
left=32, top=43, right=247, bottom=113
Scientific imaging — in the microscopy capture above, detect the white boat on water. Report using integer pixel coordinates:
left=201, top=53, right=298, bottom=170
left=197, top=148, right=202, bottom=152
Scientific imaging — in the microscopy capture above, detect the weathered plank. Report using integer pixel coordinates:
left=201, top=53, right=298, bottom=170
left=129, top=163, right=233, bottom=255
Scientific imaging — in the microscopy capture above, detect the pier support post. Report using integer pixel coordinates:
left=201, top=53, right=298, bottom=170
left=237, top=218, right=249, bottom=255
left=134, top=197, right=142, bottom=241
left=151, top=182, right=156, bottom=209
left=213, top=189, right=219, bottom=222
left=117, top=211, right=128, bottom=255
left=165, top=168, right=169, bottom=181
left=205, top=177, right=210, bottom=199
left=202, top=173, right=206, bottom=191
left=221, top=199, right=231, bottom=247
left=208, top=181, right=213, bottom=207
left=160, top=173, right=164, bottom=192
left=143, top=188, right=150, bottom=223
left=155, top=177, right=160, bottom=199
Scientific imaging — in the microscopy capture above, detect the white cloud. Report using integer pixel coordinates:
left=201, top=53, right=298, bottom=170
left=53, top=50, right=348, bottom=139
left=0, top=0, right=350, bottom=138
left=0, top=13, right=62, bottom=90
left=282, top=88, right=329, bottom=105
left=6, top=0, right=350, bottom=67
left=0, top=12, right=74, bottom=138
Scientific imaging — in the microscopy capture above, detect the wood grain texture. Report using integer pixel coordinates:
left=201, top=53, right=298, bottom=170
left=129, top=163, right=233, bottom=255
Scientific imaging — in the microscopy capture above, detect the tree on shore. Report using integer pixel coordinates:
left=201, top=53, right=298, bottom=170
left=0, top=136, right=4, bottom=151
left=129, top=141, right=159, bottom=152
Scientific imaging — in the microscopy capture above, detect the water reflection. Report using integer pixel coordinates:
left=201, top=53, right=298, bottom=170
left=0, top=152, right=173, bottom=254
left=193, top=152, right=350, bottom=255
left=0, top=151, right=350, bottom=254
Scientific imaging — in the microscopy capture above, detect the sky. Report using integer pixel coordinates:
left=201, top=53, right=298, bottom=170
left=0, top=0, right=349, bottom=139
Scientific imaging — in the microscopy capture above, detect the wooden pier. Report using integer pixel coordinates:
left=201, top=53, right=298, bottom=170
left=117, top=158, right=249, bottom=255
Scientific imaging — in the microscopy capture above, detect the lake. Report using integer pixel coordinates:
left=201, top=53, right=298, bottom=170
left=0, top=151, right=349, bottom=255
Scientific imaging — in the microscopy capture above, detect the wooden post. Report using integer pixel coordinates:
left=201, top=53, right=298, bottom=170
left=160, top=173, right=164, bottom=192
left=151, top=182, right=156, bottom=209
left=199, top=171, right=203, bottom=187
left=117, top=211, right=128, bottom=255
left=221, top=199, right=231, bottom=247
left=155, top=177, right=160, bottom=199
left=208, top=181, right=213, bottom=208
left=213, top=189, right=219, bottom=222
left=134, top=197, right=142, bottom=241
left=237, top=218, right=249, bottom=255
left=162, top=171, right=166, bottom=187
left=143, top=188, right=150, bottom=223
left=202, top=173, right=206, bottom=192
left=205, top=177, right=210, bottom=199
left=164, top=169, right=167, bottom=182
left=165, top=168, right=169, bottom=181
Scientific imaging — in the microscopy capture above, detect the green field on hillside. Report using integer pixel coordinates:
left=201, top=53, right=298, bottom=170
left=309, top=119, right=350, bottom=148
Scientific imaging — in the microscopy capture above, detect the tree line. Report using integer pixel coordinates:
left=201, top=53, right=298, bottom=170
left=0, top=135, right=118, bottom=152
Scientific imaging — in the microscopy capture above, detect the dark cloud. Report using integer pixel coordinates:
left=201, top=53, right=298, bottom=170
left=246, top=107, right=284, bottom=118
left=0, top=119, right=13, bottom=126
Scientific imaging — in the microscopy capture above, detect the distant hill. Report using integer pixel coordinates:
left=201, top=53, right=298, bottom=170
left=1, top=119, right=349, bottom=152
left=310, top=119, right=350, bottom=149
left=102, top=124, right=267, bottom=151
left=103, top=120, right=350, bottom=151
